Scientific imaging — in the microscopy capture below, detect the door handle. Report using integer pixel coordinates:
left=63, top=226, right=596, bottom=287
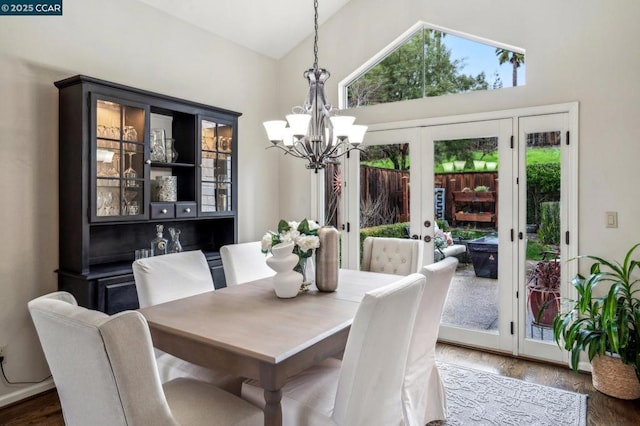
left=424, top=235, right=432, bottom=243
left=424, top=220, right=431, bottom=228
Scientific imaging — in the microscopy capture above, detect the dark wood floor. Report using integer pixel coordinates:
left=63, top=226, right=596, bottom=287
left=1, top=343, right=639, bottom=425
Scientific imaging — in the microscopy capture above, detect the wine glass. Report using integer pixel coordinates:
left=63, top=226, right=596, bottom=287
left=97, top=189, right=105, bottom=216
left=123, top=190, right=138, bottom=215
left=124, top=152, right=137, bottom=187
left=103, top=191, right=114, bottom=216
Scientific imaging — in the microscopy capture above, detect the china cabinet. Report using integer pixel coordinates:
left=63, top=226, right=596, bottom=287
left=55, top=75, right=240, bottom=314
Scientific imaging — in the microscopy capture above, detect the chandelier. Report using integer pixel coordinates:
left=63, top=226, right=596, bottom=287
left=263, top=0, right=367, bottom=172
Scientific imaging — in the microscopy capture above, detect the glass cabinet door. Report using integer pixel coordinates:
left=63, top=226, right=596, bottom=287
left=200, top=119, right=233, bottom=214
left=93, top=96, right=148, bottom=221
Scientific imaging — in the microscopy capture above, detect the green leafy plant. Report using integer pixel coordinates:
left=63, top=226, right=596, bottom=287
left=538, top=201, right=560, bottom=245
left=474, top=185, right=489, bottom=192
left=552, top=243, right=640, bottom=381
left=435, top=219, right=449, bottom=232
left=452, top=228, right=485, bottom=241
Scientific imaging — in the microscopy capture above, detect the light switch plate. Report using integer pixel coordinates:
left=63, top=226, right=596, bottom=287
left=606, top=211, right=618, bottom=228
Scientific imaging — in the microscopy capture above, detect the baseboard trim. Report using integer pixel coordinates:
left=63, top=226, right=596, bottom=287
left=0, top=379, right=55, bottom=408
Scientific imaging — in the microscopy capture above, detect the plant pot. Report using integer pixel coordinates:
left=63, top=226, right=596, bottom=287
left=591, top=355, right=640, bottom=399
left=527, top=287, right=560, bottom=327
left=442, top=162, right=454, bottom=172
left=473, top=160, right=486, bottom=170
left=453, top=160, right=466, bottom=171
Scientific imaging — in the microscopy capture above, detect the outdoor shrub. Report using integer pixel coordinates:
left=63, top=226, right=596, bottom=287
left=359, top=222, right=409, bottom=259
left=435, top=219, right=449, bottom=231
left=538, top=201, right=560, bottom=245
left=451, top=228, right=486, bottom=241
left=526, top=163, right=560, bottom=224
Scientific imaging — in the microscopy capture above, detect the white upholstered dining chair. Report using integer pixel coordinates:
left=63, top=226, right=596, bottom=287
left=242, top=273, right=426, bottom=426
left=403, top=256, right=458, bottom=425
left=361, top=237, right=425, bottom=276
left=220, top=241, right=275, bottom=285
left=132, top=250, right=241, bottom=393
left=28, top=291, right=263, bottom=426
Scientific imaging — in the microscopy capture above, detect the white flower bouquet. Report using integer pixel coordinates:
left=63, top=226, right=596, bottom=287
left=262, top=219, right=320, bottom=277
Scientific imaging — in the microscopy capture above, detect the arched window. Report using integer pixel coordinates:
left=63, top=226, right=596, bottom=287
left=343, top=23, right=525, bottom=108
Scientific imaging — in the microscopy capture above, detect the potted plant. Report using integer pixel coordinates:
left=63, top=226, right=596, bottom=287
left=552, top=243, right=640, bottom=399
left=527, top=252, right=561, bottom=327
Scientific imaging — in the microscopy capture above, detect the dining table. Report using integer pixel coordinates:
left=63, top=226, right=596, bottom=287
left=138, top=268, right=401, bottom=426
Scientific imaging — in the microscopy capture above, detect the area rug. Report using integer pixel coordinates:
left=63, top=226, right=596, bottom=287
left=427, top=362, right=588, bottom=426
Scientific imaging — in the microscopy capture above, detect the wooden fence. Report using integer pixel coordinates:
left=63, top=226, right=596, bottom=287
left=324, top=164, right=499, bottom=227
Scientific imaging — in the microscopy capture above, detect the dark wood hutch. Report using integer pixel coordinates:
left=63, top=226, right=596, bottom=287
left=55, top=75, right=239, bottom=314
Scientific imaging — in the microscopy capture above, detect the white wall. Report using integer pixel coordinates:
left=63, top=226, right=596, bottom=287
left=0, top=0, right=280, bottom=405
left=278, top=0, right=640, bottom=263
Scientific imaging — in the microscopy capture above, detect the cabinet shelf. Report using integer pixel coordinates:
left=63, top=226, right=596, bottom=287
left=151, top=161, right=195, bottom=168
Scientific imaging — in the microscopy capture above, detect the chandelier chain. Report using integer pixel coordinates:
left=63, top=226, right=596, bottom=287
left=313, top=0, right=319, bottom=70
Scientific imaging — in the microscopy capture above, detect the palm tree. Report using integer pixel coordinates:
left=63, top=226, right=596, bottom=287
left=496, top=49, right=525, bottom=87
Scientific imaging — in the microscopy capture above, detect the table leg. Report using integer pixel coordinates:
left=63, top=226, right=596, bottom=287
left=263, top=388, right=283, bottom=426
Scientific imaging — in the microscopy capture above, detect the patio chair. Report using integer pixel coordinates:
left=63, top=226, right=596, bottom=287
left=361, top=236, right=424, bottom=275
left=220, top=241, right=275, bottom=285
left=242, top=273, right=426, bottom=425
left=27, top=291, right=262, bottom=426
left=132, top=251, right=242, bottom=394
left=403, top=257, right=458, bottom=425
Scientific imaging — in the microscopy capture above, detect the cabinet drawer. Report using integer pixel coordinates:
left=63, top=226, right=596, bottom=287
left=150, top=202, right=175, bottom=219
left=176, top=202, right=197, bottom=218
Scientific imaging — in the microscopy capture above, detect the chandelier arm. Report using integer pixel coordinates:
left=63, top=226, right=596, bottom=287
left=293, top=139, right=316, bottom=160
left=266, top=144, right=311, bottom=160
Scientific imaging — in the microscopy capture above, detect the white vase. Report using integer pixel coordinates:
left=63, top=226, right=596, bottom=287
left=266, top=242, right=303, bottom=298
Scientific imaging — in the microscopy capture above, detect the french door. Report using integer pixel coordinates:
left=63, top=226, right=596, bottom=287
left=422, top=119, right=515, bottom=352
left=341, top=106, right=577, bottom=361
left=517, top=113, right=577, bottom=363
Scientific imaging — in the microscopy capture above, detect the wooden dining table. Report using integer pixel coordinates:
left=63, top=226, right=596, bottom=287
left=138, top=268, right=400, bottom=426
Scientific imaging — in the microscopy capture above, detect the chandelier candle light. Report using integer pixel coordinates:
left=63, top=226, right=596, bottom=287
left=263, top=0, right=367, bottom=172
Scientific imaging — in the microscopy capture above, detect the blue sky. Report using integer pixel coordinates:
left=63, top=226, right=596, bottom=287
left=443, top=34, right=526, bottom=88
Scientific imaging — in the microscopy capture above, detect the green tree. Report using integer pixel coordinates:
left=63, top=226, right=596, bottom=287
left=495, top=49, right=525, bottom=87
left=361, top=143, right=410, bottom=170
left=347, top=29, right=489, bottom=107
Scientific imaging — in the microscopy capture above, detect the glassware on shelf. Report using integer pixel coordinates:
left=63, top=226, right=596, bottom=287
left=97, top=189, right=105, bottom=216
left=135, top=248, right=151, bottom=259
left=124, top=152, right=137, bottom=187
left=97, top=188, right=117, bottom=216
left=220, top=136, right=231, bottom=152
left=123, top=190, right=138, bottom=215
left=96, top=149, right=118, bottom=177
left=151, top=224, right=168, bottom=256
left=150, top=128, right=166, bottom=162
left=156, top=176, right=177, bottom=202
left=168, top=227, right=183, bottom=254
left=165, top=138, right=178, bottom=163
left=123, top=126, right=138, bottom=141
left=108, top=120, right=121, bottom=139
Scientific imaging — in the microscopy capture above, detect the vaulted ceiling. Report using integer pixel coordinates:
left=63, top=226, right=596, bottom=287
left=136, top=0, right=353, bottom=59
